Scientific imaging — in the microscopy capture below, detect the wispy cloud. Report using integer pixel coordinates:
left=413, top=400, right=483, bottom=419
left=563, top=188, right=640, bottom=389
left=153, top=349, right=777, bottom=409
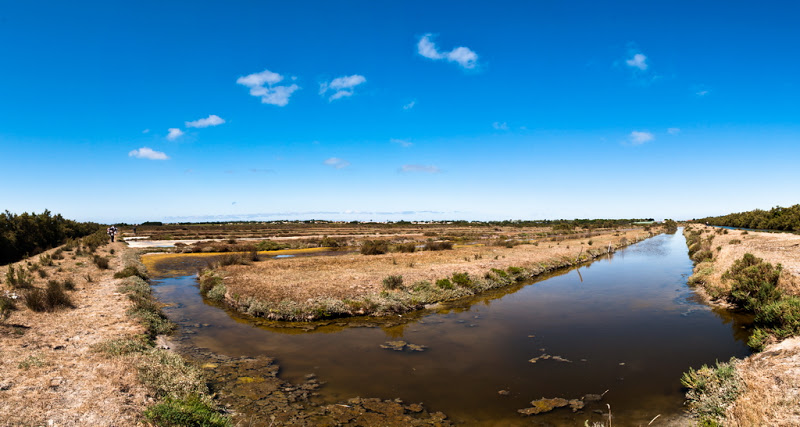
left=625, top=53, right=648, bottom=71
left=629, top=131, right=655, bottom=145
left=237, top=69, right=300, bottom=106
left=400, top=164, right=441, bottom=173
left=319, top=75, right=366, bottom=101
left=166, top=128, right=184, bottom=141
left=417, top=34, right=479, bottom=69
left=323, top=157, right=351, bottom=169
left=667, top=127, right=681, bottom=135
left=185, top=114, right=225, bottom=128
left=142, top=129, right=150, bottom=134
left=129, top=147, right=169, bottom=160
left=403, top=100, right=416, bottom=110
left=492, top=121, right=509, bottom=130
left=249, top=168, right=274, bottom=173
left=391, top=138, right=413, bottom=147
left=696, top=90, right=710, bottom=97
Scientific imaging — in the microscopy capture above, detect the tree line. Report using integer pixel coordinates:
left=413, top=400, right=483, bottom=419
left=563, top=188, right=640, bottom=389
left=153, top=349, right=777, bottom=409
left=694, top=205, right=800, bottom=232
left=0, top=210, right=102, bottom=265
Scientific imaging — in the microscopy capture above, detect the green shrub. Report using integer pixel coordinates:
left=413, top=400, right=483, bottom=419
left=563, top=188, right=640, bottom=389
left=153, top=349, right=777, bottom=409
left=256, top=240, right=289, bottom=251
left=681, top=358, right=741, bottom=424
left=691, top=250, right=713, bottom=264
left=435, top=278, right=454, bottom=290
left=507, top=266, right=524, bottom=275
left=451, top=272, right=472, bottom=288
left=206, top=284, right=227, bottom=302
left=94, top=337, right=150, bottom=356
left=382, top=275, right=404, bottom=290
left=319, top=236, right=340, bottom=248
left=490, top=268, right=508, bottom=279
left=729, top=239, right=742, bottom=244
left=144, top=394, right=230, bottom=427
left=723, top=253, right=782, bottom=311
left=360, top=240, right=388, bottom=255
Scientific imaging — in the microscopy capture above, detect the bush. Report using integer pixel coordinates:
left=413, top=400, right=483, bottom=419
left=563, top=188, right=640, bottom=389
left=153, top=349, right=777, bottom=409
left=435, top=278, right=454, bottom=290
left=0, top=295, right=17, bottom=323
left=723, top=253, right=782, bottom=311
left=382, top=275, right=404, bottom=290
left=360, top=240, right=388, bottom=255
left=6, top=265, right=33, bottom=289
left=45, top=280, right=74, bottom=310
left=423, top=241, right=453, bottom=251
left=24, top=288, right=48, bottom=312
left=93, top=255, right=110, bottom=269
left=256, top=240, right=289, bottom=251
left=729, top=239, right=742, bottom=244
left=144, top=394, right=230, bottom=427
left=451, top=272, right=472, bottom=288
left=393, top=242, right=416, bottom=253
left=61, top=278, right=76, bottom=291
left=681, top=358, right=741, bottom=424
left=320, top=236, right=340, bottom=248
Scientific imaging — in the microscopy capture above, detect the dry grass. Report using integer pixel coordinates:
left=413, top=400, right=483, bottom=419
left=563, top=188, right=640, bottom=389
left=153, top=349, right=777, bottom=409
left=0, top=242, right=150, bottom=425
left=683, top=225, right=800, bottom=426
left=216, top=228, right=651, bottom=307
left=727, top=337, right=800, bottom=426
left=686, top=225, right=800, bottom=297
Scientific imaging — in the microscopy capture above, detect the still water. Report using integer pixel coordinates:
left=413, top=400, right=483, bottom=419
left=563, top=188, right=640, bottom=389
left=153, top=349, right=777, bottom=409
left=147, top=230, right=751, bottom=425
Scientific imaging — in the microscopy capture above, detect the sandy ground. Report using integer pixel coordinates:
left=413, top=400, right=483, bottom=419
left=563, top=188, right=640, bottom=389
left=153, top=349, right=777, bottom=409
left=0, top=242, right=150, bottom=426
left=686, top=225, right=800, bottom=425
left=219, top=228, right=652, bottom=303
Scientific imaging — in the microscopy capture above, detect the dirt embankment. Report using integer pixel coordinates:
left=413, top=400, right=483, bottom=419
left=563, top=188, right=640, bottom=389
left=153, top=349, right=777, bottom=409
left=684, top=225, right=800, bottom=426
left=0, top=242, right=150, bottom=425
left=192, top=228, right=656, bottom=321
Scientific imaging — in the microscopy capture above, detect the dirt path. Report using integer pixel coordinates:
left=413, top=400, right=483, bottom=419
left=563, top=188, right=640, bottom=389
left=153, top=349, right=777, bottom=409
left=0, top=242, right=150, bottom=426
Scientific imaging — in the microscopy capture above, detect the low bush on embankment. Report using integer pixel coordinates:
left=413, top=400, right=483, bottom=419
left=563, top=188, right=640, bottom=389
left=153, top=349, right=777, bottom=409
left=198, top=230, right=656, bottom=321
left=93, top=261, right=230, bottom=426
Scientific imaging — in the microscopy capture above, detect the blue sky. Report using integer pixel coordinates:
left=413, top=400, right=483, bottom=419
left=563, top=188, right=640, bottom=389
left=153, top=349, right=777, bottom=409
left=2, top=1, right=799, bottom=223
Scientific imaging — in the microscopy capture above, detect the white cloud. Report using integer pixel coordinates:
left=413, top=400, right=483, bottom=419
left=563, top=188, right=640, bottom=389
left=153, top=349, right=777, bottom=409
left=323, top=157, right=350, bottom=169
left=142, top=129, right=150, bottom=134
left=417, top=34, right=479, bottom=69
left=319, top=75, right=366, bottom=101
left=696, top=90, right=709, bottom=96
left=629, top=131, right=654, bottom=145
left=166, top=128, right=184, bottom=141
left=400, top=164, right=441, bottom=174
left=626, top=53, right=648, bottom=70
left=667, top=127, right=681, bottom=135
left=236, top=69, right=300, bottom=106
left=129, top=147, right=169, bottom=160
left=391, top=138, right=413, bottom=147
left=403, top=101, right=416, bottom=110
left=185, top=114, right=225, bottom=128
left=492, top=121, right=509, bottom=130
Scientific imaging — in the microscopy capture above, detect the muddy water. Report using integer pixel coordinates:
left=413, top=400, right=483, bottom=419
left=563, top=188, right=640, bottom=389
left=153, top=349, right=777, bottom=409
left=148, top=231, right=752, bottom=426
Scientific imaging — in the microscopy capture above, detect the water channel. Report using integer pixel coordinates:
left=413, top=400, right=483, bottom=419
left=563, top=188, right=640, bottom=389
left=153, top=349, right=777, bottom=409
left=146, top=230, right=752, bottom=425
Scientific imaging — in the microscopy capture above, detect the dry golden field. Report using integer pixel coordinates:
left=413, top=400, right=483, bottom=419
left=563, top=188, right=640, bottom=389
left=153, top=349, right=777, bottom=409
left=215, top=228, right=653, bottom=310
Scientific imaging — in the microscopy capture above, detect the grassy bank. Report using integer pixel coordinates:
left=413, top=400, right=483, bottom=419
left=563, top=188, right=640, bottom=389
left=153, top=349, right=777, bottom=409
left=196, top=228, right=657, bottom=321
left=682, top=225, right=800, bottom=426
left=96, top=256, right=231, bottom=426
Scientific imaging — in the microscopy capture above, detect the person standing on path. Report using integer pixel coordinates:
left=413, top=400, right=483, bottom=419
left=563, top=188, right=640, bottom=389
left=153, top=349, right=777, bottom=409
left=107, top=225, right=118, bottom=243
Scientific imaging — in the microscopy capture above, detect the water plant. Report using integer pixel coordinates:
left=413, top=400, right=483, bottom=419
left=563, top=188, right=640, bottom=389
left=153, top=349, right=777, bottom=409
left=681, top=358, right=741, bottom=425
left=382, top=275, right=404, bottom=290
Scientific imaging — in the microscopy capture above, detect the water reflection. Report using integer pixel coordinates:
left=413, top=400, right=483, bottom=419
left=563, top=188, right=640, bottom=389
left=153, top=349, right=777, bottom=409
left=148, top=229, right=752, bottom=426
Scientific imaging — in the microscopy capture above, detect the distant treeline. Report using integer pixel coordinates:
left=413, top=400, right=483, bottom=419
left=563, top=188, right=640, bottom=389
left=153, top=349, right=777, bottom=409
left=131, top=218, right=654, bottom=229
left=694, top=205, right=800, bottom=232
left=0, top=210, right=102, bottom=265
